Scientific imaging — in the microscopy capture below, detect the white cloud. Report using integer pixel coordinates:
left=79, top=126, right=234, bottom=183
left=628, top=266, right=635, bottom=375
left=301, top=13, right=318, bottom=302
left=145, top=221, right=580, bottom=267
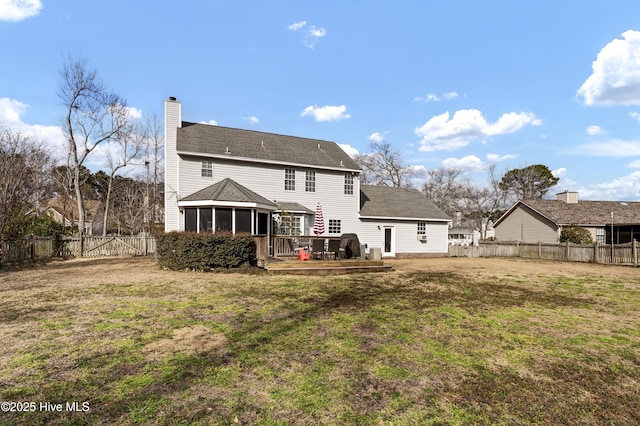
left=415, top=109, right=541, bottom=152
left=367, top=131, right=386, bottom=143
left=408, top=164, right=427, bottom=174
left=0, top=0, right=41, bottom=21
left=630, top=112, right=640, bottom=123
left=584, top=171, right=640, bottom=200
left=289, top=20, right=326, bottom=49
left=586, top=125, right=603, bottom=136
left=199, top=119, right=218, bottom=126
left=486, top=153, right=518, bottom=162
left=577, top=139, right=640, bottom=157
left=442, top=155, right=485, bottom=172
left=551, top=167, right=567, bottom=178
left=288, top=21, right=307, bottom=31
left=578, top=30, right=640, bottom=106
left=242, top=116, right=260, bottom=125
left=0, top=97, right=65, bottom=156
left=338, top=143, right=359, bottom=158
left=303, top=25, right=326, bottom=49
left=484, top=112, right=541, bottom=135
left=0, top=97, right=28, bottom=122
left=301, top=105, right=350, bottom=122
left=627, top=159, right=640, bottom=168
left=125, top=106, right=142, bottom=119
left=309, top=26, right=326, bottom=38
left=414, top=92, right=458, bottom=103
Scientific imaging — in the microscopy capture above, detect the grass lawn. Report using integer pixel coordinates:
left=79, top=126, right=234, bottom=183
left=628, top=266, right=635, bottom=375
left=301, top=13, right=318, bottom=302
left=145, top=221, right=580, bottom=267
left=0, top=256, right=639, bottom=425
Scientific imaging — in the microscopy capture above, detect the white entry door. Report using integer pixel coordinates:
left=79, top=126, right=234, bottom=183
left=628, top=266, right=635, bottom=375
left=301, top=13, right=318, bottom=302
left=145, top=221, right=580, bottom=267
left=383, top=226, right=395, bottom=257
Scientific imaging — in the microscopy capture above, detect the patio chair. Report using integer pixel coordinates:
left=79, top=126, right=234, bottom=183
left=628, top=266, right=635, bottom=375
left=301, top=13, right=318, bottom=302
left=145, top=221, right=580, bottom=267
left=327, top=239, right=342, bottom=260
left=311, top=239, right=325, bottom=260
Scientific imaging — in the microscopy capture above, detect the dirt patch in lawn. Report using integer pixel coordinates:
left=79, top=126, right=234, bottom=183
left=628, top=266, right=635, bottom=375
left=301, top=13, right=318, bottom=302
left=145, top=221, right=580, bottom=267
left=144, top=326, right=228, bottom=360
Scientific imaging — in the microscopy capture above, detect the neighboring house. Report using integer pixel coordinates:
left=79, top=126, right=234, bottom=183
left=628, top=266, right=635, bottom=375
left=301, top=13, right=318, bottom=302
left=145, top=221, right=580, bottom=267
left=494, top=191, right=640, bottom=244
left=45, top=198, right=101, bottom=235
left=448, top=225, right=475, bottom=246
left=447, top=212, right=495, bottom=246
left=164, top=97, right=450, bottom=257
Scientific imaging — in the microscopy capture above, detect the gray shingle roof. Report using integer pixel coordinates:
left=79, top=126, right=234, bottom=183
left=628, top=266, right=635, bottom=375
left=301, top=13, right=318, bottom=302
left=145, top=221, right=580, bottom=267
left=177, top=122, right=361, bottom=171
left=514, top=199, right=640, bottom=226
left=275, top=202, right=314, bottom=214
left=180, top=178, right=277, bottom=208
left=359, top=185, right=450, bottom=221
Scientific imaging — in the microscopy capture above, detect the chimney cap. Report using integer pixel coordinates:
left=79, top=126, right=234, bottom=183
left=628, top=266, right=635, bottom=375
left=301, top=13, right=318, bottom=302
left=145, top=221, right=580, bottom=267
left=168, top=96, right=177, bottom=101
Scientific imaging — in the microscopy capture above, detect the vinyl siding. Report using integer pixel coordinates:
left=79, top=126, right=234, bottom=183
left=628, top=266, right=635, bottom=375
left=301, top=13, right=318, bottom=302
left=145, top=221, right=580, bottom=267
left=164, top=100, right=181, bottom=232
left=177, top=155, right=360, bottom=236
left=356, top=219, right=449, bottom=256
left=494, top=205, right=559, bottom=243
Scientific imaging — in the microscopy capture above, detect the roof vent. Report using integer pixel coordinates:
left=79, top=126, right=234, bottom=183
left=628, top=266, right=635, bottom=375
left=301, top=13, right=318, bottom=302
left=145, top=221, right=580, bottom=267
left=168, top=96, right=176, bottom=101
left=261, top=141, right=264, bottom=146
left=225, top=146, right=230, bottom=154
left=340, top=160, right=344, bottom=166
left=318, top=143, right=321, bottom=149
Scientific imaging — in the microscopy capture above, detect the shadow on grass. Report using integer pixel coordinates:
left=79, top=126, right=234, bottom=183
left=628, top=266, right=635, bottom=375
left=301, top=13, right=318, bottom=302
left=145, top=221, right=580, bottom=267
left=5, top=269, right=633, bottom=425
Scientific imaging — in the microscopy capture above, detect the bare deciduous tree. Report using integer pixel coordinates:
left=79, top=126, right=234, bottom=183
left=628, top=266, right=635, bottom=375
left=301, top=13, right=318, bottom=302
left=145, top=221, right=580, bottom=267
left=462, top=164, right=508, bottom=240
left=354, top=141, right=416, bottom=188
left=101, top=124, right=145, bottom=236
left=58, top=56, right=131, bottom=248
left=142, top=113, right=164, bottom=229
left=422, top=168, right=470, bottom=217
left=0, top=129, right=52, bottom=236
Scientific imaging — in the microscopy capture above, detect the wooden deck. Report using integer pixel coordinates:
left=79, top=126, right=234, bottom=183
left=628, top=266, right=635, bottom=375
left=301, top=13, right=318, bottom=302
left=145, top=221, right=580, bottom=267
left=265, top=259, right=392, bottom=275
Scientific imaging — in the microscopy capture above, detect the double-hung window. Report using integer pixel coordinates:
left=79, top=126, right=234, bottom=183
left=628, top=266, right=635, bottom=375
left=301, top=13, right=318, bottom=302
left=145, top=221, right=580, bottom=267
left=344, top=174, right=354, bottom=195
left=201, top=160, right=213, bottom=177
left=305, top=171, right=316, bottom=192
left=285, top=168, right=295, bottom=191
left=280, top=215, right=301, bottom=236
left=417, top=222, right=427, bottom=241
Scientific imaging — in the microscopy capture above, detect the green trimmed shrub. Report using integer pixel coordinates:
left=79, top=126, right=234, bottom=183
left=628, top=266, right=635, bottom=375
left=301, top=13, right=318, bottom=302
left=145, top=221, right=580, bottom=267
left=560, top=225, right=593, bottom=244
left=156, top=232, right=257, bottom=271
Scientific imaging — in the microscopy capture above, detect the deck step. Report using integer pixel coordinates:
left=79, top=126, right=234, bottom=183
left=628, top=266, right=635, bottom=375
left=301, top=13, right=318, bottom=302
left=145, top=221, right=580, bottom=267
left=266, top=260, right=391, bottom=274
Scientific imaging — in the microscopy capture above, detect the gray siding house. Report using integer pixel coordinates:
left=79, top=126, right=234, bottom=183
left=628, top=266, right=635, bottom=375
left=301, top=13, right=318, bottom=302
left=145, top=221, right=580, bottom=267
left=494, top=191, right=640, bottom=244
left=164, top=97, right=450, bottom=257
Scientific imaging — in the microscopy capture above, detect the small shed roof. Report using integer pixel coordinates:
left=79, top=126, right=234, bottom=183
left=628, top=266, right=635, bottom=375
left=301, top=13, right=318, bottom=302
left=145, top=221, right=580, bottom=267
left=275, top=202, right=314, bottom=214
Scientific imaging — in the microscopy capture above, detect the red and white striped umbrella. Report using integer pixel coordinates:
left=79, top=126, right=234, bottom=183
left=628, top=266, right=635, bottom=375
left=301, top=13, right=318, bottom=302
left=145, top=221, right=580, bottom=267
left=313, top=202, right=325, bottom=235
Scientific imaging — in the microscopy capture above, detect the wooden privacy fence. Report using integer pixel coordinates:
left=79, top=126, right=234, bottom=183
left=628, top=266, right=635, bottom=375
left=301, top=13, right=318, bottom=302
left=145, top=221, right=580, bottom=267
left=449, top=240, right=639, bottom=266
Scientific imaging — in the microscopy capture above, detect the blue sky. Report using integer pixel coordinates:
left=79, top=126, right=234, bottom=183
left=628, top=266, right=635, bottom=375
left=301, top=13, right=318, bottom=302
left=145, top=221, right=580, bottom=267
left=2, top=1, right=640, bottom=200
